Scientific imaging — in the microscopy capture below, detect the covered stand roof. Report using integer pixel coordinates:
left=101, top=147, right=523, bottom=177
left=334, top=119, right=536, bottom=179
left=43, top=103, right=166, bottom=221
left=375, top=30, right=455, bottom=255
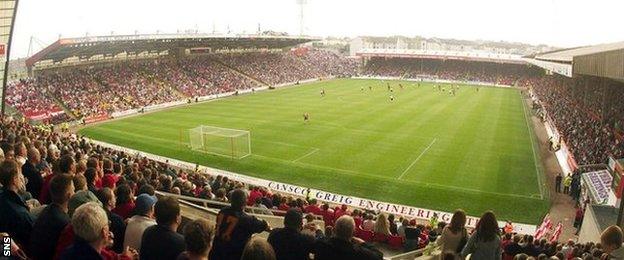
left=529, top=41, right=624, bottom=81
left=26, top=33, right=319, bottom=68
left=534, top=41, right=624, bottom=63
left=356, top=48, right=526, bottom=64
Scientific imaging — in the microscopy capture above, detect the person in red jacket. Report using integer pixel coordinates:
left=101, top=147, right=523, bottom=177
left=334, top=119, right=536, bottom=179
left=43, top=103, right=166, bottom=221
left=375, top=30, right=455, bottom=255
left=111, top=184, right=135, bottom=219
left=40, top=155, right=75, bottom=204
left=304, top=199, right=322, bottom=215
left=320, top=203, right=335, bottom=227
left=247, top=186, right=263, bottom=206
left=101, top=159, right=119, bottom=189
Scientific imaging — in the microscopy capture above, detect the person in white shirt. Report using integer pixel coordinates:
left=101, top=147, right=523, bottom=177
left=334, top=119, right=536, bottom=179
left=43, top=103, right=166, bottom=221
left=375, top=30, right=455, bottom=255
left=123, top=193, right=157, bottom=252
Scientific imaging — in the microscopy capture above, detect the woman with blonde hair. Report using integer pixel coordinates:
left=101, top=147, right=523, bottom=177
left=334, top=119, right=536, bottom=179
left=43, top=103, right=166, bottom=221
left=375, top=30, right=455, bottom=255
left=373, top=213, right=391, bottom=236
left=437, top=210, right=468, bottom=256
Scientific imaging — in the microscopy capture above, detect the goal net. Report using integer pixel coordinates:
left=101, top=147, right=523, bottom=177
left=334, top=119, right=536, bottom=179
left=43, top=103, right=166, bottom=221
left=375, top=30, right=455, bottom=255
left=189, top=125, right=251, bottom=159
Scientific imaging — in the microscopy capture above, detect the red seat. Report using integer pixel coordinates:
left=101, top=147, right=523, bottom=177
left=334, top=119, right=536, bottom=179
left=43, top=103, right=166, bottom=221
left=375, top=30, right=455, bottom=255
left=387, top=235, right=404, bottom=249
left=373, top=233, right=388, bottom=243
left=354, top=227, right=364, bottom=239
left=358, top=230, right=374, bottom=242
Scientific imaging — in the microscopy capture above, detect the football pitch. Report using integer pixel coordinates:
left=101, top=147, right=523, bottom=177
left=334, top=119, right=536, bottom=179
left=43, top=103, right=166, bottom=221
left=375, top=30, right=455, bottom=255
left=79, top=78, right=549, bottom=224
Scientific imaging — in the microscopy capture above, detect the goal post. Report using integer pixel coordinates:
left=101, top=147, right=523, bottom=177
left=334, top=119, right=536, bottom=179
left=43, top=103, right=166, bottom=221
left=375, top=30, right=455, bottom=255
left=188, top=125, right=251, bottom=159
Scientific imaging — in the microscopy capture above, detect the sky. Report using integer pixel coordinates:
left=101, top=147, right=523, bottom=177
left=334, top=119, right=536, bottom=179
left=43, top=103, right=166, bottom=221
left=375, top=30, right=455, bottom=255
left=10, top=0, right=624, bottom=58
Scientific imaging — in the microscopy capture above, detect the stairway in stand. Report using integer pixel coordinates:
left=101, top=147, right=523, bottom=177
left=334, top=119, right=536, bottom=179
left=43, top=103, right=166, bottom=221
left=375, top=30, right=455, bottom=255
left=211, top=58, right=269, bottom=88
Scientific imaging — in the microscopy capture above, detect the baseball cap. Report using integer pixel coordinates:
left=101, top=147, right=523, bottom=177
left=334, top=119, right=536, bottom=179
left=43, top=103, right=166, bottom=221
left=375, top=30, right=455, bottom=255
left=135, top=194, right=157, bottom=215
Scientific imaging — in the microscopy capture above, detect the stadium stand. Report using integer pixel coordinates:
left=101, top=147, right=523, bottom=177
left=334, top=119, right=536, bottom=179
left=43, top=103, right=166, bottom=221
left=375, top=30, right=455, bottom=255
left=10, top=47, right=358, bottom=121
left=520, top=75, right=624, bottom=165
left=5, top=78, right=64, bottom=120
left=1, top=112, right=623, bottom=259
left=2, top=34, right=624, bottom=259
left=362, top=57, right=540, bottom=86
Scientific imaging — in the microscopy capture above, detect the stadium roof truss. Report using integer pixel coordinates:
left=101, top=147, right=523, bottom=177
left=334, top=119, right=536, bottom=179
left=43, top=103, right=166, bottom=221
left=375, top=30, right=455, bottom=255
left=26, top=34, right=320, bottom=69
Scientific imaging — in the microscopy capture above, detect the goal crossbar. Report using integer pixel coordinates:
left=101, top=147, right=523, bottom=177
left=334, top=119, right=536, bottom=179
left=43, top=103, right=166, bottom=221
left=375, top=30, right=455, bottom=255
left=188, top=125, right=251, bottom=159
left=191, top=125, right=250, bottom=137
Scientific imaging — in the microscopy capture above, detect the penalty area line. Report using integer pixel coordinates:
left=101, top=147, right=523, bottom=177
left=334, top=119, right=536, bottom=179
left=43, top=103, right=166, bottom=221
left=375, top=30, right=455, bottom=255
left=293, top=148, right=320, bottom=163
left=397, top=138, right=437, bottom=180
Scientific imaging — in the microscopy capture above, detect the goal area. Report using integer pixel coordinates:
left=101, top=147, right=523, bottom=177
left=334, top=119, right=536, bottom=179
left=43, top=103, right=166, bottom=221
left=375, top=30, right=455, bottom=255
left=188, top=125, right=251, bottom=159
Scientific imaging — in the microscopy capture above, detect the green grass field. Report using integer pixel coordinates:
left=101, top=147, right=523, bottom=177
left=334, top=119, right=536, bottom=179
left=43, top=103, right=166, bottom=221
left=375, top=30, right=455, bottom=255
left=80, top=78, right=549, bottom=224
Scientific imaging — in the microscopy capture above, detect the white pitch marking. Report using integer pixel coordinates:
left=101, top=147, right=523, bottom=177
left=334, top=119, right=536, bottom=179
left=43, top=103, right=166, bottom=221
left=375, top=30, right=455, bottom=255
left=398, top=138, right=437, bottom=180
left=521, top=97, right=545, bottom=199
left=293, top=148, right=320, bottom=162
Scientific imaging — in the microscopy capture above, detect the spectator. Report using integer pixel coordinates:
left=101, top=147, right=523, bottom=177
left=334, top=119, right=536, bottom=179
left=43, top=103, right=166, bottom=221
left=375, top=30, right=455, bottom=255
left=313, top=215, right=383, bottom=260
left=241, top=237, right=276, bottom=260
left=73, top=174, right=88, bottom=192
left=60, top=202, right=137, bottom=260
left=600, top=225, right=624, bottom=259
left=0, top=159, right=33, bottom=251
left=22, top=147, right=45, bottom=199
left=68, top=189, right=101, bottom=217
left=84, top=167, right=98, bottom=194
left=139, top=196, right=185, bottom=260
left=40, top=154, right=75, bottom=204
left=304, top=198, right=322, bottom=215
left=102, top=158, right=119, bottom=189
left=563, top=174, right=572, bottom=194
left=95, top=187, right=126, bottom=253
left=397, top=218, right=409, bottom=238
left=461, top=211, right=501, bottom=259
left=388, top=214, right=398, bottom=235
left=373, top=213, right=391, bottom=236
left=53, top=187, right=104, bottom=259
left=124, top=193, right=157, bottom=252
left=503, top=235, right=523, bottom=260
left=252, top=197, right=273, bottom=215
left=268, top=209, right=316, bottom=260
left=112, top=184, right=135, bottom=219
left=210, top=189, right=270, bottom=260
left=29, top=174, right=74, bottom=260
left=361, top=213, right=375, bottom=231
left=437, top=209, right=468, bottom=255
left=574, top=206, right=584, bottom=235
left=404, top=221, right=421, bottom=251
left=178, top=218, right=214, bottom=260
left=521, top=235, right=539, bottom=257
left=555, top=173, right=562, bottom=193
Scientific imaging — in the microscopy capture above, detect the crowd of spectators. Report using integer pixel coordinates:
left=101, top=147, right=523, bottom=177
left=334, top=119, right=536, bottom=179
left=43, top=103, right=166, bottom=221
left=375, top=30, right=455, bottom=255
left=174, top=58, right=258, bottom=96
left=219, top=49, right=357, bottom=86
left=298, top=48, right=359, bottom=77
left=2, top=111, right=624, bottom=260
left=39, top=68, right=130, bottom=118
left=93, top=61, right=183, bottom=109
left=7, top=49, right=356, bottom=122
left=0, top=114, right=383, bottom=260
left=362, top=57, right=538, bottom=86
left=521, top=75, right=624, bottom=165
left=5, top=78, right=64, bottom=118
